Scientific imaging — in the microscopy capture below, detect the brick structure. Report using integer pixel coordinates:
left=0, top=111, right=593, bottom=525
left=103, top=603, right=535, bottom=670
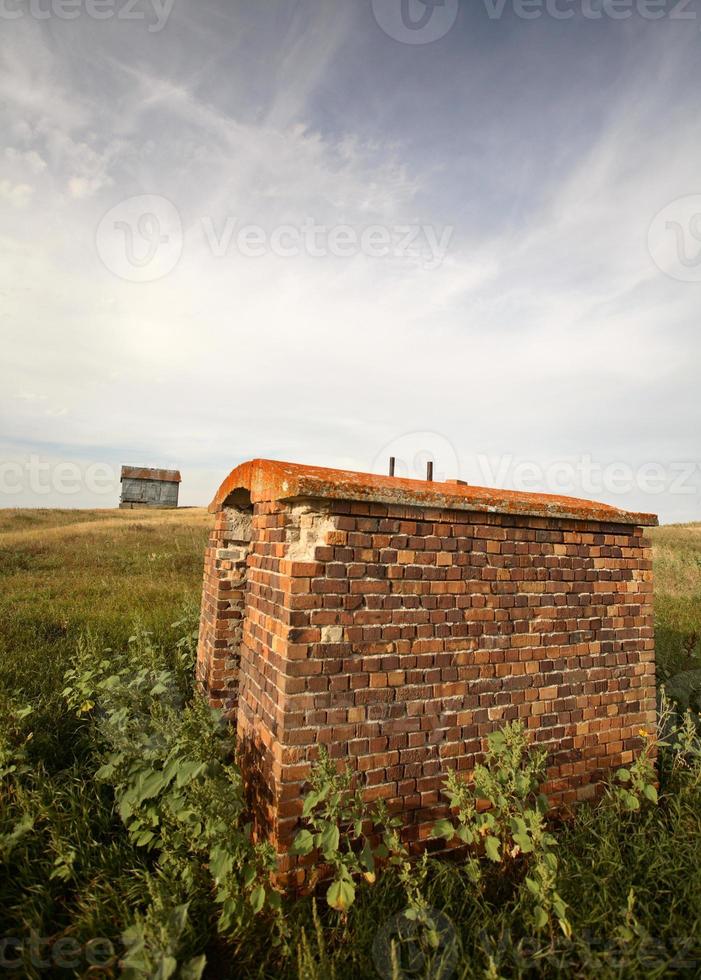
left=196, top=458, right=657, bottom=882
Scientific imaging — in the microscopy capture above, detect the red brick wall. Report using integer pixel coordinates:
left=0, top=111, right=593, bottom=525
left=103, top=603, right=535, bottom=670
left=198, top=495, right=655, bottom=881
left=196, top=505, right=251, bottom=716
left=235, top=500, right=292, bottom=843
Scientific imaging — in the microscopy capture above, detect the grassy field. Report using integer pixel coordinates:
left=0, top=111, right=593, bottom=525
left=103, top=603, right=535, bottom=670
left=649, top=524, right=701, bottom=706
left=0, top=505, right=211, bottom=650
left=0, top=508, right=210, bottom=705
left=1, top=510, right=700, bottom=978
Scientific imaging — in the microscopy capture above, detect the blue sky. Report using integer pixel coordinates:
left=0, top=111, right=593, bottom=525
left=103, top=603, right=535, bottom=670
left=1, top=0, right=700, bottom=520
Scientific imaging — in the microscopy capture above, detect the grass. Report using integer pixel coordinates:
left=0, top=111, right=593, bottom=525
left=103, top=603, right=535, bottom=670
left=649, top=523, right=701, bottom=712
left=0, top=508, right=212, bottom=972
left=0, top=508, right=210, bottom=694
left=0, top=510, right=700, bottom=978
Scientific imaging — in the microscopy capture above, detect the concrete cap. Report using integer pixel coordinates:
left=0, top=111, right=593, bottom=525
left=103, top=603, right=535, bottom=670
left=209, top=458, right=658, bottom=527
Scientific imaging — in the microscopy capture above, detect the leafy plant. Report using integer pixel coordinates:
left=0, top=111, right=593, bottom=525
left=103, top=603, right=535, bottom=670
left=61, top=623, right=277, bottom=964
left=0, top=697, right=33, bottom=781
left=290, top=747, right=402, bottom=913
left=610, top=730, right=659, bottom=812
left=432, top=721, right=571, bottom=937
left=657, top=686, right=701, bottom=778
left=120, top=881, right=206, bottom=980
left=0, top=697, right=37, bottom=862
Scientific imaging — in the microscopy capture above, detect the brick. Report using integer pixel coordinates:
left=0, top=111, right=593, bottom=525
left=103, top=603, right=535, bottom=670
left=197, top=461, right=657, bottom=886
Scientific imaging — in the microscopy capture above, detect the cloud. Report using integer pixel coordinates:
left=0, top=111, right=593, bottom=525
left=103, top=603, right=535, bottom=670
left=0, top=180, right=33, bottom=207
left=4, top=147, right=47, bottom=174
left=68, top=174, right=112, bottom=199
left=0, top=5, right=699, bottom=522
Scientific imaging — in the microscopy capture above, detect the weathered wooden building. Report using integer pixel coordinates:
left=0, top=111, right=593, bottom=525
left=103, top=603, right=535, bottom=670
left=119, top=466, right=181, bottom=509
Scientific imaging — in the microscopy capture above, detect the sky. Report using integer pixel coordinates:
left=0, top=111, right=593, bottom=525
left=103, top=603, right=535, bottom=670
left=0, top=0, right=700, bottom=521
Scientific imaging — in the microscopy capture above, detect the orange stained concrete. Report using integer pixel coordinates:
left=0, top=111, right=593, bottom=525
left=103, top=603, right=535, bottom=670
left=209, top=459, right=658, bottom=527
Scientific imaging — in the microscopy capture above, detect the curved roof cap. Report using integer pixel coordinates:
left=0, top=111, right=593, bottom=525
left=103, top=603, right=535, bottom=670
left=209, top=458, right=658, bottom=527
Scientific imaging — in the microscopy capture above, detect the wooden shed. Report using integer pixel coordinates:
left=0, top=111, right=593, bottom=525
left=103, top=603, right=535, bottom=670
left=119, top=466, right=181, bottom=509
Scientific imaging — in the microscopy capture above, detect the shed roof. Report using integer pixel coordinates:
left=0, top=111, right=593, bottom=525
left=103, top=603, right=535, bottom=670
left=209, top=458, right=657, bottom=526
left=121, top=466, right=181, bottom=484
